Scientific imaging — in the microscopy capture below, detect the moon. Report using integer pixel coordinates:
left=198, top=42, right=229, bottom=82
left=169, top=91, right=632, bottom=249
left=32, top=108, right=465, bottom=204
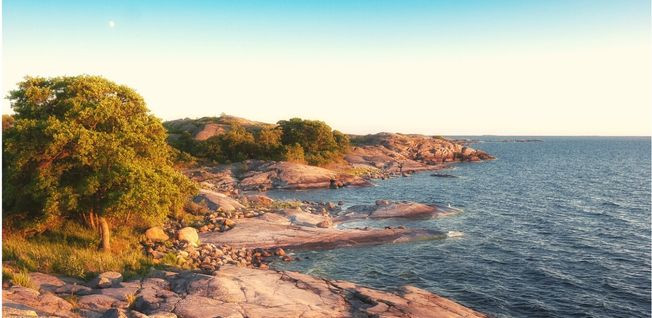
left=108, top=20, right=115, bottom=28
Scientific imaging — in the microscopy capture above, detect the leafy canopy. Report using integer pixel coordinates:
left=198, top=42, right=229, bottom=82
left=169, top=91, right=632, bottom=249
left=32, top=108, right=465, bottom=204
left=168, top=117, right=350, bottom=166
left=277, top=118, right=350, bottom=165
left=3, top=76, right=196, bottom=232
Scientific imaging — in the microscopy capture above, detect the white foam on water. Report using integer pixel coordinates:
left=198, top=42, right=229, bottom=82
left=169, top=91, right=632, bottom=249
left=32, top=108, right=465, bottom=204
left=447, top=231, right=464, bottom=238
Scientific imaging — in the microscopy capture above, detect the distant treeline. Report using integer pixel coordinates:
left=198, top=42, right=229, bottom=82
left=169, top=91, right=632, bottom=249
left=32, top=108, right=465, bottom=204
left=167, top=118, right=350, bottom=166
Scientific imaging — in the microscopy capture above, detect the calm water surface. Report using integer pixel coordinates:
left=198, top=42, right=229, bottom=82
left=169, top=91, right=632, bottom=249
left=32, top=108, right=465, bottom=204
left=267, top=137, right=651, bottom=318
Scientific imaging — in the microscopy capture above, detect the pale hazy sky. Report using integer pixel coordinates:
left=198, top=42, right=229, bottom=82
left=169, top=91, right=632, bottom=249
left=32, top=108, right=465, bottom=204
left=2, top=0, right=651, bottom=135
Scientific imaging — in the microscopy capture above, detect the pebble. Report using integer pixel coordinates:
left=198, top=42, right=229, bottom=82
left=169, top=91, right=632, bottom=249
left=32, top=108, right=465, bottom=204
left=275, top=248, right=286, bottom=257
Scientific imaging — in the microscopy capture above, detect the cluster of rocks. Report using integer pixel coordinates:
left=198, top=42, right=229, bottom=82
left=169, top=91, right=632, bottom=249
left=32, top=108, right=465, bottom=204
left=300, top=200, right=343, bottom=214
left=193, top=209, right=264, bottom=234
left=166, top=209, right=268, bottom=236
left=143, top=225, right=290, bottom=273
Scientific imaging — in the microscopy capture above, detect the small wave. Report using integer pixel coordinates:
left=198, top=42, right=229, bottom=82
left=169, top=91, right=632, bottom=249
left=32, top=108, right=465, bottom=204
left=601, top=201, right=621, bottom=208
left=447, top=231, right=464, bottom=238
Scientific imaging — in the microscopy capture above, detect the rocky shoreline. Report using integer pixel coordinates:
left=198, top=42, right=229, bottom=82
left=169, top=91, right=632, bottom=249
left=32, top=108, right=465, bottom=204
left=4, top=266, right=487, bottom=318
left=2, top=185, right=487, bottom=317
left=3, top=130, right=495, bottom=317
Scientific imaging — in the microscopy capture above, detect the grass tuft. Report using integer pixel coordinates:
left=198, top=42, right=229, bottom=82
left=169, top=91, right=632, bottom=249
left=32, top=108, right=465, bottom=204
left=2, top=267, right=34, bottom=289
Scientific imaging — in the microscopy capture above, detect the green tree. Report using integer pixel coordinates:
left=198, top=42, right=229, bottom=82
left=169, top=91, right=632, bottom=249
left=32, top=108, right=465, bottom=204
left=277, top=118, right=345, bottom=165
left=195, top=135, right=224, bottom=162
left=282, top=143, right=306, bottom=163
left=217, top=123, right=256, bottom=162
left=333, top=130, right=350, bottom=153
left=255, top=126, right=283, bottom=160
left=3, top=76, right=196, bottom=250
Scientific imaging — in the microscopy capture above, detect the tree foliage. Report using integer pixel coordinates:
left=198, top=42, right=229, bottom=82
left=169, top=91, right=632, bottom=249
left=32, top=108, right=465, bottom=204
left=2, top=114, right=14, bottom=132
left=277, top=118, right=347, bottom=165
left=169, top=117, right=349, bottom=166
left=2, top=76, right=196, bottom=243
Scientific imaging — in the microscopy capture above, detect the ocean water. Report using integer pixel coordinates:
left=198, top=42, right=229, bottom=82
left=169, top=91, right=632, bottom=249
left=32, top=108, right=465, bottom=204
left=267, top=137, right=651, bottom=318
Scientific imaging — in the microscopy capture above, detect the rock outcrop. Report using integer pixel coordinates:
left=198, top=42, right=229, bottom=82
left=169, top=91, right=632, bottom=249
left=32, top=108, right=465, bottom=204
left=348, top=132, right=494, bottom=172
left=4, top=268, right=486, bottom=318
left=194, top=189, right=245, bottom=211
left=186, top=161, right=371, bottom=192
left=238, top=161, right=370, bottom=191
left=200, top=209, right=446, bottom=250
left=337, top=201, right=442, bottom=221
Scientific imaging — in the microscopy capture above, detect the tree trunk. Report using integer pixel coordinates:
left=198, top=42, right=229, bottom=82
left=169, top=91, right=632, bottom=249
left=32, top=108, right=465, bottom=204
left=99, top=216, right=111, bottom=252
left=87, top=211, right=97, bottom=231
left=91, top=212, right=97, bottom=231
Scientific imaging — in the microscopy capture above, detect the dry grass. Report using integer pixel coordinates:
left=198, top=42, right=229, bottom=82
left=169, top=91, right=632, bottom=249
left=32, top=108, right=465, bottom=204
left=126, top=293, right=137, bottom=308
left=2, top=267, right=34, bottom=289
left=2, top=221, right=153, bottom=280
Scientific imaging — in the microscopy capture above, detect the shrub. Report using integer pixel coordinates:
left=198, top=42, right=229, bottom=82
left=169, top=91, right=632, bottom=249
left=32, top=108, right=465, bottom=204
left=283, top=143, right=306, bottom=164
left=3, top=75, right=197, bottom=250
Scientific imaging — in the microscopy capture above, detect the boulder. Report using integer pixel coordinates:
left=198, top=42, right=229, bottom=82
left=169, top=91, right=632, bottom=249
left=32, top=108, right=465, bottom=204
left=54, top=283, right=93, bottom=296
left=370, top=202, right=438, bottom=219
left=78, top=294, right=126, bottom=312
left=93, top=272, right=123, bottom=289
left=274, top=248, right=286, bottom=256
left=145, top=227, right=169, bottom=242
left=338, top=201, right=440, bottom=221
left=28, top=272, right=66, bottom=293
left=195, top=190, right=244, bottom=212
left=224, top=219, right=236, bottom=228
left=177, top=227, right=199, bottom=246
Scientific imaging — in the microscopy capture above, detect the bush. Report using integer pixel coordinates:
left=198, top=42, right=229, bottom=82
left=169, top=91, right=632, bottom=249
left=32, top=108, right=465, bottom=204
left=283, top=143, right=306, bottom=164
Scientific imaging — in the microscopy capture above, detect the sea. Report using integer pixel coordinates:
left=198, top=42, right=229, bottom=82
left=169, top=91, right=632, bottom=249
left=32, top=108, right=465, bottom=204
left=267, top=137, right=651, bottom=318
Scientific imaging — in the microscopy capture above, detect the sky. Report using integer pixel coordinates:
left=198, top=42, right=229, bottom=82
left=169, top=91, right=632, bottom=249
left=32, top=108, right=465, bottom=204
left=2, top=0, right=650, bottom=136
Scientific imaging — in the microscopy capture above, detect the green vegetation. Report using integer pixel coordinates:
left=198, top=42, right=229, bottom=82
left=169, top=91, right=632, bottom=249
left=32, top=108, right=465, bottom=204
left=269, top=200, right=304, bottom=210
left=2, top=221, right=152, bottom=280
left=277, top=118, right=350, bottom=165
left=2, top=75, right=196, bottom=281
left=167, top=117, right=350, bottom=166
left=0, top=75, right=350, bottom=284
left=343, top=166, right=382, bottom=177
left=2, top=114, right=14, bottom=132
left=2, top=267, right=33, bottom=288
